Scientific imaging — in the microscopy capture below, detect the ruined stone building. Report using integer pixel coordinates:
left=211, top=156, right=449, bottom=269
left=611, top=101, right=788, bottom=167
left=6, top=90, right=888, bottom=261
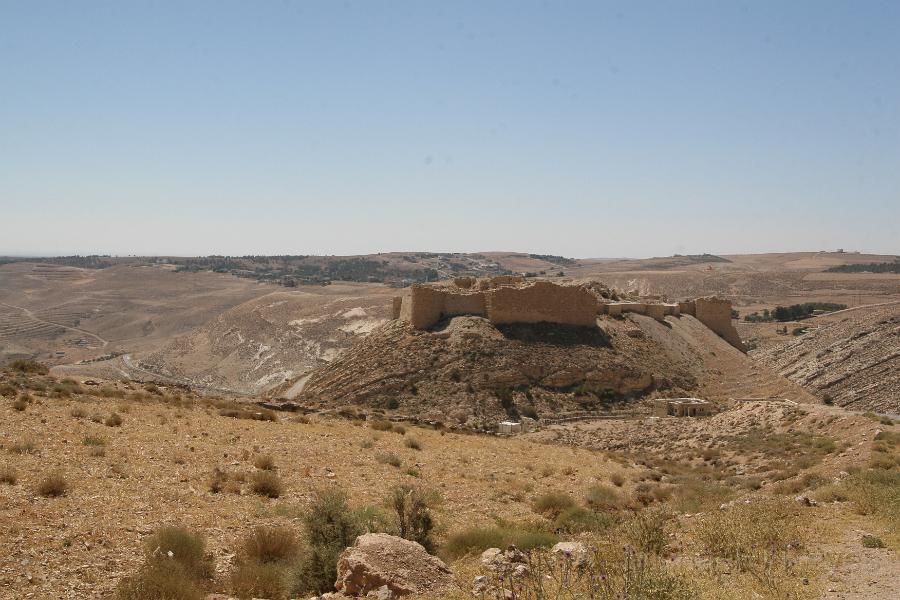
left=394, top=277, right=598, bottom=329
left=653, top=398, right=712, bottom=417
left=392, top=277, right=744, bottom=351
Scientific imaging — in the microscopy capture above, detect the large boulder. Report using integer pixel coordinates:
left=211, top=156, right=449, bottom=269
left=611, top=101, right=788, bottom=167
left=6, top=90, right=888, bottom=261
left=335, top=533, right=453, bottom=597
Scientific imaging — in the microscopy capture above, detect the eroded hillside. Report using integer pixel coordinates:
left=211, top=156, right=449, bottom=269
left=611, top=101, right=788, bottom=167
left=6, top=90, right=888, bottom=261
left=138, top=285, right=396, bottom=395
left=299, top=312, right=815, bottom=426
left=754, top=303, right=900, bottom=414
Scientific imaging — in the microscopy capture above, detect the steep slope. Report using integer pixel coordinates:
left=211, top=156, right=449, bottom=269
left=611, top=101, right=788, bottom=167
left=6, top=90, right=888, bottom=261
left=139, top=285, right=394, bottom=394
left=754, top=303, right=900, bottom=413
left=299, top=312, right=815, bottom=425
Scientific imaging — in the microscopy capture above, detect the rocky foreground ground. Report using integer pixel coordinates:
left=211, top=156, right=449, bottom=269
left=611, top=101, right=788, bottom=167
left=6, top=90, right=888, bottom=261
left=1, top=365, right=898, bottom=600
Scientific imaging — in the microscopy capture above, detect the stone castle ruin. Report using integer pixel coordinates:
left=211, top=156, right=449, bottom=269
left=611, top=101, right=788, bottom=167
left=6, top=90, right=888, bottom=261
left=392, top=277, right=744, bottom=351
left=394, top=277, right=597, bottom=329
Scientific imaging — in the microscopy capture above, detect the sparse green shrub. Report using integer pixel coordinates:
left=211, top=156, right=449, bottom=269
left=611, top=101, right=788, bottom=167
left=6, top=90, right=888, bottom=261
left=370, top=419, right=393, bottom=431
left=294, top=488, right=363, bottom=594
left=554, top=506, right=616, bottom=533
left=208, top=468, right=233, bottom=494
left=253, top=455, right=276, bottom=471
left=532, top=491, right=575, bottom=518
left=392, top=424, right=406, bottom=435
left=862, top=534, right=885, bottom=548
left=695, top=499, right=799, bottom=568
left=251, top=471, right=283, bottom=498
left=231, top=561, right=291, bottom=600
left=70, top=406, right=87, bottom=418
left=99, top=385, right=125, bottom=399
left=389, top=484, right=438, bottom=551
left=117, top=527, right=211, bottom=600
left=217, top=405, right=277, bottom=422
left=7, top=359, right=48, bottom=375
left=105, top=412, right=123, bottom=427
left=404, top=437, right=421, bottom=450
left=441, top=522, right=557, bottom=561
left=10, top=438, right=37, bottom=454
left=242, top=527, right=299, bottom=564
left=116, top=564, right=203, bottom=600
left=619, top=508, right=669, bottom=555
left=585, top=484, right=622, bottom=511
left=143, top=527, right=213, bottom=580
left=376, top=452, right=401, bottom=468
left=36, top=471, right=69, bottom=497
left=52, top=379, right=83, bottom=397
left=0, top=465, right=16, bottom=485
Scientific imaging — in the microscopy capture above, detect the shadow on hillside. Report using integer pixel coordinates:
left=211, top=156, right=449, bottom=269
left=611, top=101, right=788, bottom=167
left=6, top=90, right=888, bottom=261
left=496, top=322, right=611, bottom=347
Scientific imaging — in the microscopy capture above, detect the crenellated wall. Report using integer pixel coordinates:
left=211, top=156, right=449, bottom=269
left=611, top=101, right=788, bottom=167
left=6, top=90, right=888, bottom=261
left=453, top=276, right=476, bottom=289
left=443, top=289, right=487, bottom=318
left=395, top=281, right=743, bottom=351
left=486, top=281, right=598, bottom=327
left=401, top=280, right=595, bottom=329
left=408, top=285, right=457, bottom=329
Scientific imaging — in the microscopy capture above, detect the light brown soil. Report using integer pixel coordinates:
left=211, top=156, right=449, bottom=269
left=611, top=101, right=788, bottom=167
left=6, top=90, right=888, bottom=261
left=0, top=385, right=621, bottom=599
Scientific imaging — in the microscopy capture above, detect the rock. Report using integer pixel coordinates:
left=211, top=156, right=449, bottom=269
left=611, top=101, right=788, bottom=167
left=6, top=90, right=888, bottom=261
left=365, top=585, right=397, bottom=599
left=513, top=564, right=529, bottom=577
left=503, top=545, right=526, bottom=564
left=480, top=547, right=504, bottom=569
left=795, top=495, right=817, bottom=507
left=335, top=533, right=453, bottom=597
left=472, top=575, right=490, bottom=594
left=551, top=542, right=587, bottom=564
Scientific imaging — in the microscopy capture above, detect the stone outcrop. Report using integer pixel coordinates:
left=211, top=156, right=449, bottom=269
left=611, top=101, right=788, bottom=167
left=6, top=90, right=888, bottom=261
left=334, top=533, right=453, bottom=597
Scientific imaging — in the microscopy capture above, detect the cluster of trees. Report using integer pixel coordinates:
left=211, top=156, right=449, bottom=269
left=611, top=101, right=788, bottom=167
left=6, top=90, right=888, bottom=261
left=825, top=262, right=900, bottom=274
left=0, top=255, right=114, bottom=269
left=672, top=253, right=731, bottom=263
left=171, top=255, right=440, bottom=285
left=528, top=253, right=577, bottom=266
left=744, top=302, right=847, bottom=323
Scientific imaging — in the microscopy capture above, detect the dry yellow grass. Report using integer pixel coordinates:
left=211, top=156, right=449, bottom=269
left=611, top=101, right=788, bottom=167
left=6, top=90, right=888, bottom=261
left=0, top=390, right=618, bottom=598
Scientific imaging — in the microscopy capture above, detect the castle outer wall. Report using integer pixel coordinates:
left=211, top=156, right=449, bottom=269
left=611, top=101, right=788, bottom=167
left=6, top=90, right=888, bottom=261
left=487, top=281, right=598, bottom=327
left=395, top=281, right=745, bottom=352
left=691, top=297, right=744, bottom=350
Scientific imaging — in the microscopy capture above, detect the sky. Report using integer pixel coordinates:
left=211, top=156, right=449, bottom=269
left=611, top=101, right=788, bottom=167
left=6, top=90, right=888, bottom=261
left=1, top=1, right=898, bottom=259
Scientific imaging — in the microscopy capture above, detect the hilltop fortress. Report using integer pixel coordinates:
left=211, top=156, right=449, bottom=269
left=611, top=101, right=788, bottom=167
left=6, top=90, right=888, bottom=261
left=392, top=276, right=744, bottom=350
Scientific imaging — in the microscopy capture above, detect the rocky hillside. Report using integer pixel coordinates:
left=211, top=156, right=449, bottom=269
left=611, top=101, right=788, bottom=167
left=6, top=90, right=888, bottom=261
left=299, top=312, right=815, bottom=426
left=139, top=285, right=395, bottom=394
left=754, top=303, right=900, bottom=414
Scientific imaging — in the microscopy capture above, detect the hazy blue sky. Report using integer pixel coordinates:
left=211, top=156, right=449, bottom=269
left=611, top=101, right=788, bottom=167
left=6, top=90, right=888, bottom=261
left=1, top=1, right=898, bottom=258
